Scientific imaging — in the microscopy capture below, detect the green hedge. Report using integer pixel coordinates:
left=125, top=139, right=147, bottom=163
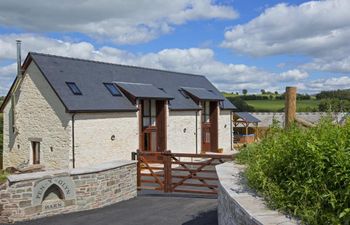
left=237, top=118, right=350, bottom=224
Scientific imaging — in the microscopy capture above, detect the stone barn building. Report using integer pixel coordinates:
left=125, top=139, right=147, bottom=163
left=1, top=52, right=236, bottom=170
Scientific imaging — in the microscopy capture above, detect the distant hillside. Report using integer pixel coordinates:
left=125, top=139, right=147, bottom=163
left=223, top=90, right=350, bottom=112
left=316, top=89, right=350, bottom=100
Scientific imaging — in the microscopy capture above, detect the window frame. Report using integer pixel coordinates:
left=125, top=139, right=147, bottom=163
left=66, top=82, right=82, bottom=95
left=202, top=101, right=210, bottom=123
left=142, top=99, right=156, bottom=128
left=31, top=141, right=41, bottom=165
left=104, top=83, right=122, bottom=96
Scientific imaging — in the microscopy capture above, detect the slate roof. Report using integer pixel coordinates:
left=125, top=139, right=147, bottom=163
left=234, top=112, right=261, bottom=123
left=181, top=87, right=224, bottom=101
left=5, top=52, right=236, bottom=112
left=115, top=82, right=174, bottom=100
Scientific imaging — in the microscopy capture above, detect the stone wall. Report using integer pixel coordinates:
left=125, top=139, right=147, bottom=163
left=252, top=112, right=349, bottom=128
left=2, top=62, right=72, bottom=170
left=218, top=110, right=233, bottom=153
left=74, top=112, right=139, bottom=167
left=216, top=162, right=298, bottom=225
left=168, top=110, right=201, bottom=154
left=0, top=160, right=136, bottom=223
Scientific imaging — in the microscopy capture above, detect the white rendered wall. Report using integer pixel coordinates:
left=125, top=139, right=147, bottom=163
left=167, top=110, right=201, bottom=154
left=218, top=110, right=233, bottom=153
left=2, top=63, right=72, bottom=169
left=73, top=112, right=138, bottom=168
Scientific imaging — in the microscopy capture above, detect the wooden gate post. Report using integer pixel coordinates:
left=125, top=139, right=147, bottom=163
left=163, top=150, right=172, bottom=193
left=136, top=149, right=141, bottom=188
left=285, top=86, right=297, bottom=129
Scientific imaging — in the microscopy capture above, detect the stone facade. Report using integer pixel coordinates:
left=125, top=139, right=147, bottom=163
left=74, top=112, right=139, bottom=168
left=2, top=59, right=234, bottom=170
left=0, top=160, right=136, bottom=223
left=2, top=62, right=72, bottom=170
left=218, top=110, right=233, bottom=153
left=168, top=110, right=201, bottom=154
left=216, top=162, right=298, bottom=225
left=167, top=110, right=233, bottom=154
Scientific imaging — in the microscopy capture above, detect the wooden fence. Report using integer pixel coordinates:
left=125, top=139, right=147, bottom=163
left=136, top=150, right=234, bottom=195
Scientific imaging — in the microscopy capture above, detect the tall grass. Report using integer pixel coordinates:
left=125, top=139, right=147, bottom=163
left=237, top=118, right=350, bottom=224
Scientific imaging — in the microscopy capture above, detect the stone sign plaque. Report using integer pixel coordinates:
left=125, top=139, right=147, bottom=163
left=32, top=176, right=76, bottom=206
left=42, top=199, right=65, bottom=211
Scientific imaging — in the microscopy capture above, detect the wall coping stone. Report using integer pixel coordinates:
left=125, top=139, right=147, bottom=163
left=216, top=162, right=299, bottom=225
left=8, top=160, right=136, bottom=183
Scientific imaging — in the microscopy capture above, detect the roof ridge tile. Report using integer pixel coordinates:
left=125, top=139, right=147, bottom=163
left=29, top=52, right=206, bottom=78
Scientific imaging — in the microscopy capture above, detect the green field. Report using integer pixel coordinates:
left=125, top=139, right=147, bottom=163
left=246, top=99, right=320, bottom=112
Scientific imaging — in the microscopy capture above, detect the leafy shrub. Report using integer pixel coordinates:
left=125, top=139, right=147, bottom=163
left=0, top=170, right=8, bottom=184
left=316, top=89, right=350, bottom=100
left=318, top=98, right=350, bottom=112
left=237, top=118, right=350, bottom=224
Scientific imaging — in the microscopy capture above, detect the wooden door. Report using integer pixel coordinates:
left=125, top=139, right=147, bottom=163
left=201, top=101, right=218, bottom=153
left=202, top=123, right=211, bottom=152
left=141, top=99, right=157, bottom=152
left=142, top=127, right=157, bottom=152
left=140, top=99, right=167, bottom=153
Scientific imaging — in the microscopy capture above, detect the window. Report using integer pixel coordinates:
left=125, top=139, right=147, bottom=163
left=179, top=89, right=189, bottom=99
left=104, top=83, right=122, bottom=96
left=31, top=141, right=40, bottom=164
left=66, top=82, right=82, bottom=95
left=142, top=100, right=156, bottom=127
left=158, top=88, right=166, bottom=93
left=202, top=101, right=210, bottom=123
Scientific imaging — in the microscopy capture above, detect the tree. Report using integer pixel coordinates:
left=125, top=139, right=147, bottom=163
left=226, top=96, right=254, bottom=112
left=318, top=98, right=350, bottom=112
left=261, top=89, right=266, bottom=94
left=274, top=91, right=279, bottom=95
left=242, top=89, right=248, bottom=95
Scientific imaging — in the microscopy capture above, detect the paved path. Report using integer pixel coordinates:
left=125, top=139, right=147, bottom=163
left=12, top=192, right=218, bottom=225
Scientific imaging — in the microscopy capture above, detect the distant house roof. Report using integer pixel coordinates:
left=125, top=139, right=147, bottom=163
left=234, top=112, right=261, bottom=123
left=115, top=82, right=174, bottom=100
left=251, top=112, right=349, bottom=127
left=181, top=87, right=224, bottom=101
left=0, top=52, right=236, bottom=112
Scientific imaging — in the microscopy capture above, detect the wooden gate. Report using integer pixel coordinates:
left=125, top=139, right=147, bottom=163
left=136, top=150, right=234, bottom=195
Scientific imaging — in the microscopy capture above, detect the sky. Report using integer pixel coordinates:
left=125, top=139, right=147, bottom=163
left=0, top=0, right=350, bottom=96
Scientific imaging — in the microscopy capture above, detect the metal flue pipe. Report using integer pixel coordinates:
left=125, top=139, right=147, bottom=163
left=16, top=40, right=22, bottom=78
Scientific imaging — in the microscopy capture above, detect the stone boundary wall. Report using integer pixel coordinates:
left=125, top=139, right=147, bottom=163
left=216, top=162, right=299, bottom=225
left=0, top=160, right=137, bottom=223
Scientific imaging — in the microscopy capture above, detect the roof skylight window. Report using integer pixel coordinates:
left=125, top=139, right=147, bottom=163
left=179, top=89, right=190, bottom=99
left=104, top=83, right=122, bottom=96
left=66, top=82, right=82, bottom=95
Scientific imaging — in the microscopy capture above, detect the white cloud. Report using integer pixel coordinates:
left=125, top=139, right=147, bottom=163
left=0, top=34, right=276, bottom=95
left=0, top=33, right=348, bottom=96
left=302, top=56, right=350, bottom=73
left=297, top=76, right=350, bottom=92
left=0, top=0, right=238, bottom=44
left=221, top=0, right=350, bottom=73
left=279, top=69, right=309, bottom=82
left=222, top=0, right=350, bottom=56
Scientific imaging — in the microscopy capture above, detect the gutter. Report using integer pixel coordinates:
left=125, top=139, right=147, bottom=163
left=72, top=113, right=76, bottom=168
left=230, top=111, right=233, bottom=150
left=195, top=110, right=198, bottom=154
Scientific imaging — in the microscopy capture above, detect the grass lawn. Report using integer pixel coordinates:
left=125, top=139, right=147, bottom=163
left=245, top=99, right=320, bottom=112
